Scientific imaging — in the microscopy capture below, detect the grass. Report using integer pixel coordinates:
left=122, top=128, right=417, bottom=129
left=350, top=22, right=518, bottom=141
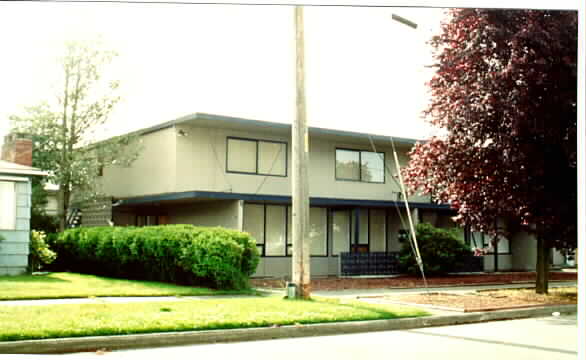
left=0, top=272, right=254, bottom=300
left=0, top=296, right=429, bottom=341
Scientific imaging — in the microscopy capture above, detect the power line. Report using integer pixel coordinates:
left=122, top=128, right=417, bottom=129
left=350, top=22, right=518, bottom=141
left=367, top=134, right=429, bottom=292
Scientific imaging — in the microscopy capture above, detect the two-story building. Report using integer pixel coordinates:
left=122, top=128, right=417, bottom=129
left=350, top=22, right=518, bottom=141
left=91, top=112, right=566, bottom=278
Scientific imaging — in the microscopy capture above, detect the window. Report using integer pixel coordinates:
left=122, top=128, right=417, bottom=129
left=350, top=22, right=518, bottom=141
left=484, top=235, right=511, bottom=254
left=243, top=204, right=265, bottom=255
left=481, top=219, right=511, bottom=254
left=308, top=207, right=327, bottom=256
left=265, top=205, right=286, bottom=256
left=335, top=149, right=384, bottom=183
left=370, top=209, right=386, bottom=252
left=288, top=206, right=327, bottom=256
left=350, top=209, right=369, bottom=246
left=227, top=138, right=287, bottom=176
left=244, top=203, right=327, bottom=257
left=136, top=215, right=161, bottom=227
left=331, top=210, right=350, bottom=255
left=0, top=181, right=16, bottom=230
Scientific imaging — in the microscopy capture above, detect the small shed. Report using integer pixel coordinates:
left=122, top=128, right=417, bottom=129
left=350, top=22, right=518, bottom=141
left=0, top=159, right=46, bottom=275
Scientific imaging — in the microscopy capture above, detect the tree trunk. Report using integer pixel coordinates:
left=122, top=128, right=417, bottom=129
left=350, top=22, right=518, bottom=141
left=536, top=235, right=550, bottom=294
left=58, top=188, right=70, bottom=232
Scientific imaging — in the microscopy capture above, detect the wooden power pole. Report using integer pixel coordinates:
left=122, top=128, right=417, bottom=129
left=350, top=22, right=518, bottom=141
left=292, top=5, right=311, bottom=299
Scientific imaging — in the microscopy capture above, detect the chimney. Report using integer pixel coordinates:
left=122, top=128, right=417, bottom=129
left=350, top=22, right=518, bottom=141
left=1, top=133, right=33, bottom=167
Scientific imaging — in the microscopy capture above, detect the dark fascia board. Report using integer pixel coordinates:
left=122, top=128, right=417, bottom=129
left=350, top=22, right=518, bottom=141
left=128, top=112, right=423, bottom=146
left=117, top=190, right=450, bottom=210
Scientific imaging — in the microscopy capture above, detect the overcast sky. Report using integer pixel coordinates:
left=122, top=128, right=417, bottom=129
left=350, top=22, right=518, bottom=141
left=0, top=0, right=581, bottom=144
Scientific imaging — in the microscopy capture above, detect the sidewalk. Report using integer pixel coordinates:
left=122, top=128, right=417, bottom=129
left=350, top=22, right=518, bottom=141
left=0, top=281, right=577, bottom=354
left=0, top=281, right=576, bottom=307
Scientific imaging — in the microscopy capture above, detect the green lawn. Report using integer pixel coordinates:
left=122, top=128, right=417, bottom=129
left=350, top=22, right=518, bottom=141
left=0, top=297, right=429, bottom=341
left=0, top=272, right=253, bottom=300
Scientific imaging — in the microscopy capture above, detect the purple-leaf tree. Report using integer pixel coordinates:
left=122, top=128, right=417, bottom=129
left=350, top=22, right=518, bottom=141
left=404, top=9, right=577, bottom=294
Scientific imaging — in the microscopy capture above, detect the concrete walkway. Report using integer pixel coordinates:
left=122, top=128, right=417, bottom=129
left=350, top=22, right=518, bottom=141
left=0, top=281, right=576, bottom=307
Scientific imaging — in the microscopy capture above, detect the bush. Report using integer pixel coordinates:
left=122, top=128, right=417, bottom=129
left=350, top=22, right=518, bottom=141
left=28, top=230, right=58, bottom=272
left=399, top=223, right=473, bottom=276
left=51, top=225, right=259, bottom=290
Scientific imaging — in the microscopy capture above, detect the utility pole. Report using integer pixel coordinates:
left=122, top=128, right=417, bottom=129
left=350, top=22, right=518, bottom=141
left=291, top=5, right=311, bottom=299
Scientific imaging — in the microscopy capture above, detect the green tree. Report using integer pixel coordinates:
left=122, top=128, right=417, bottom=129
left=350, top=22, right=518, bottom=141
left=10, top=41, right=141, bottom=231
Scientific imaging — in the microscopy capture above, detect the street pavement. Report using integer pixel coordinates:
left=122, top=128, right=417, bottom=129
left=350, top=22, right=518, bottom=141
left=3, top=313, right=576, bottom=359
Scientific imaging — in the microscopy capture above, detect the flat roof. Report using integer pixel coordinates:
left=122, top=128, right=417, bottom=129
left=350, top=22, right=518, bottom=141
left=116, top=190, right=450, bottom=211
left=133, top=113, right=423, bottom=147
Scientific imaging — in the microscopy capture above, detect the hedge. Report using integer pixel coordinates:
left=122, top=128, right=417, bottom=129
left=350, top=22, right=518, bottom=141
left=50, top=225, right=259, bottom=290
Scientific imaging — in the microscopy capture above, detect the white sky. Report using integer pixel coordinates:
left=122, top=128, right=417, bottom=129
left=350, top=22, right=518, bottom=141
left=0, top=0, right=581, bottom=143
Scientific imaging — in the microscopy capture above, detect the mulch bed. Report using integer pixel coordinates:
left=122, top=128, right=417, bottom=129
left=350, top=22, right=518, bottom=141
left=251, top=271, right=577, bottom=291
left=380, top=289, right=577, bottom=312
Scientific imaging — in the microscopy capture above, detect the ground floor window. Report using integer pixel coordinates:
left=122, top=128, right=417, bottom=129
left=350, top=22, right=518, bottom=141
left=483, top=234, right=511, bottom=254
left=243, top=203, right=327, bottom=257
left=135, top=215, right=167, bottom=226
left=331, top=210, right=350, bottom=256
left=244, top=203, right=472, bottom=258
left=369, top=209, right=386, bottom=252
left=242, top=203, right=265, bottom=254
left=266, top=205, right=286, bottom=256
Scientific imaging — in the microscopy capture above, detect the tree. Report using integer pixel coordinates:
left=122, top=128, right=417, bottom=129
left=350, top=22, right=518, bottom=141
left=10, top=41, right=141, bottom=231
left=403, top=9, right=577, bottom=294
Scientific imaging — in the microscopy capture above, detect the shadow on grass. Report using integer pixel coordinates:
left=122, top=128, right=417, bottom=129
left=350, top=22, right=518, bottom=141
left=0, top=274, right=71, bottom=283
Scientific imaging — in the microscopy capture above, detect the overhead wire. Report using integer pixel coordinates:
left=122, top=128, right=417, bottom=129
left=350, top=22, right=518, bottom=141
left=254, top=143, right=285, bottom=195
left=368, top=134, right=429, bottom=292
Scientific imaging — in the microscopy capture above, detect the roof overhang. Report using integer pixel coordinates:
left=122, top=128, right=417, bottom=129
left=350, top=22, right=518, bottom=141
left=0, top=160, right=47, bottom=177
left=114, top=190, right=451, bottom=211
left=134, top=113, right=423, bottom=148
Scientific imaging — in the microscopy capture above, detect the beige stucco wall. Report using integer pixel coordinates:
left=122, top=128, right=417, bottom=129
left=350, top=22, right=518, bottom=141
left=173, top=124, right=427, bottom=203
left=100, top=127, right=177, bottom=198
left=511, top=231, right=569, bottom=270
left=167, top=200, right=240, bottom=230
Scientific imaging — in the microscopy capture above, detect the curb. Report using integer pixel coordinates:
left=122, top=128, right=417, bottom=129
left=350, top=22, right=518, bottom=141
left=0, top=304, right=576, bottom=354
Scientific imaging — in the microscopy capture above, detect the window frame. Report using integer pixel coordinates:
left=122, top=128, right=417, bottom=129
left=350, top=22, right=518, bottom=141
left=288, top=206, right=329, bottom=257
left=330, top=209, right=352, bottom=256
left=226, top=137, right=288, bottom=177
left=243, top=202, right=328, bottom=258
left=483, top=234, right=512, bottom=255
left=265, top=204, right=288, bottom=257
left=335, top=148, right=385, bottom=184
left=0, top=181, right=17, bottom=230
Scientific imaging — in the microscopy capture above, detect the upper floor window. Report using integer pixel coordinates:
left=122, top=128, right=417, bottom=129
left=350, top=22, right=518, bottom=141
left=0, top=181, right=16, bottom=230
left=335, top=149, right=384, bottom=183
left=227, top=137, right=287, bottom=177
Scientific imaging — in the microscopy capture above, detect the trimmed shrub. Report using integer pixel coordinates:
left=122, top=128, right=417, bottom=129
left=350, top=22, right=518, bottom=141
left=399, top=223, right=473, bottom=276
left=51, top=225, right=259, bottom=290
left=28, top=230, right=57, bottom=272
